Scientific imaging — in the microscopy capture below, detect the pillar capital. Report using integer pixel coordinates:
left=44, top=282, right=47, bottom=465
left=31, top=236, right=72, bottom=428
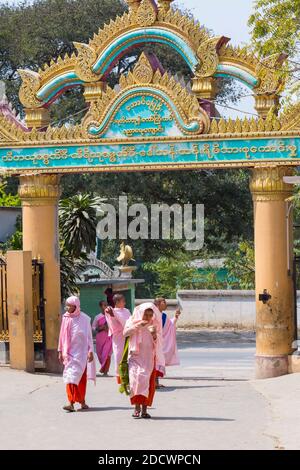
left=18, top=174, right=61, bottom=206
left=24, top=107, right=50, bottom=129
left=83, top=81, right=106, bottom=104
left=250, top=166, right=295, bottom=201
left=254, top=93, right=280, bottom=119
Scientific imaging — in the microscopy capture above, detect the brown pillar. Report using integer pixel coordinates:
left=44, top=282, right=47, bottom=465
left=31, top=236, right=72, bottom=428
left=7, top=251, right=34, bottom=372
left=19, top=174, right=61, bottom=373
left=250, top=166, right=295, bottom=378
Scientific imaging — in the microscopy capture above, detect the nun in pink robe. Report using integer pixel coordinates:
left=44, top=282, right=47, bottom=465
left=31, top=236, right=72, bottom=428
left=160, top=314, right=180, bottom=375
left=92, top=310, right=112, bottom=374
left=58, top=296, right=96, bottom=411
left=105, top=295, right=131, bottom=383
left=123, top=302, right=165, bottom=418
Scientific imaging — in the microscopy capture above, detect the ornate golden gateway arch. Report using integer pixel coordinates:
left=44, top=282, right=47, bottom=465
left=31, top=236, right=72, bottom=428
left=0, top=0, right=299, bottom=377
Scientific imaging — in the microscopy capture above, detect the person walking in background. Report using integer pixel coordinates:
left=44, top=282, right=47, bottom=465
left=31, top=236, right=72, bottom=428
left=104, top=287, right=115, bottom=307
left=92, top=300, right=112, bottom=376
left=105, top=293, right=131, bottom=384
left=58, top=296, right=96, bottom=412
left=154, top=297, right=181, bottom=388
left=123, top=302, right=164, bottom=419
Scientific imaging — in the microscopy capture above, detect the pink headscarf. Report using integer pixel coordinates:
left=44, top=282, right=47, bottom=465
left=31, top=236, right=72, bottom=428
left=125, top=302, right=165, bottom=369
left=60, top=296, right=81, bottom=359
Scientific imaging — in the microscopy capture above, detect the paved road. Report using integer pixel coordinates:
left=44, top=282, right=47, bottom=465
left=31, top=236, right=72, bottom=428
left=0, top=329, right=299, bottom=450
left=171, top=329, right=255, bottom=380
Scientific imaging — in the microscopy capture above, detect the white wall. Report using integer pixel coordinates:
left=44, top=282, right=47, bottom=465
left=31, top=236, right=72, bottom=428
left=136, top=290, right=300, bottom=329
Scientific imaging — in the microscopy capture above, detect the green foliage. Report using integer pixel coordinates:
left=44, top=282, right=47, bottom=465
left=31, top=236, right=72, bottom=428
left=0, top=181, right=20, bottom=206
left=249, top=0, right=300, bottom=58
left=249, top=0, right=300, bottom=100
left=224, top=240, right=255, bottom=289
left=144, top=253, right=199, bottom=298
left=59, top=246, right=86, bottom=300
left=0, top=0, right=126, bottom=114
left=193, top=270, right=228, bottom=290
left=59, top=193, right=103, bottom=258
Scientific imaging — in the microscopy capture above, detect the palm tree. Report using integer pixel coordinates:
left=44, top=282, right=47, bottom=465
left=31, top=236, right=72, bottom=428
left=59, top=193, right=103, bottom=258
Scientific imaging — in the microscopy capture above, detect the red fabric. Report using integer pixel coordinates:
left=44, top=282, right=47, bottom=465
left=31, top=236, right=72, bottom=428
left=66, top=368, right=87, bottom=404
left=100, top=356, right=111, bottom=374
left=156, top=370, right=164, bottom=378
left=116, top=375, right=121, bottom=384
left=130, top=369, right=156, bottom=406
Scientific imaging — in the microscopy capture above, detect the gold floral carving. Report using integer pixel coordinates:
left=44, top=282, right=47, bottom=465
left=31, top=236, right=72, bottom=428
left=196, top=37, right=223, bottom=78
left=73, top=42, right=99, bottom=82
left=18, top=69, right=43, bottom=108
left=255, top=53, right=287, bottom=95
left=0, top=116, right=22, bottom=143
left=157, top=0, right=174, bottom=15
left=218, top=44, right=258, bottom=73
left=18, top=174, right=61, bottom=203
left=38, top=53, right=76, bottom=83
left=132, top=52, right=154, bottom=83
left=126, top=0, right=141, bottom=13
left=208, top=113, right=282, bottom=136
left=280, top=102, right=300, bottom=131
left=136, top=0, right=157, bottom=27
left=249, top=166, right=294, bottom=201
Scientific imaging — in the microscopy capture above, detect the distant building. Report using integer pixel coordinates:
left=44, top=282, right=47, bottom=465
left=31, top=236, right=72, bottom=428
left=77, top=253, right=144, bottom=319
left=0, top=207, right=21, bottom=243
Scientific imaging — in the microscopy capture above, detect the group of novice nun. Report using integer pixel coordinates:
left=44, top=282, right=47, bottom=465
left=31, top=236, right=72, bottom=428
left=58, top=292, right=181, bottom=419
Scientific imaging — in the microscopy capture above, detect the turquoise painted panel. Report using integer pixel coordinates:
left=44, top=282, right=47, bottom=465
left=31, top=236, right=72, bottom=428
left=215, top=64, right=258, bottom=89
left=37, top=72, right=84, bottom=102
left=0, top=137, right=299, bottom=171
left=92, top=28, right=198, bottom=74
left=88, top=90, right=200, bottom=138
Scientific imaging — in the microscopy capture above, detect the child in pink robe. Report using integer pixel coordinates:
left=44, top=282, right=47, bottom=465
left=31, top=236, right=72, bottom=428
left=92, top=300, right=112, bottom=375
left=123, top=302, right=165, bottom=419
left=105, top=293, right=131, bottom=384
left=58, top=295, right=96, bottom=412
left=154, top=297, right=181, bottom=386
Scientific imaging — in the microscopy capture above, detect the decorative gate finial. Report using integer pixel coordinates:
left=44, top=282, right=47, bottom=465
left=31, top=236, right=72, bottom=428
left=126, top=0, right=141, bottom=13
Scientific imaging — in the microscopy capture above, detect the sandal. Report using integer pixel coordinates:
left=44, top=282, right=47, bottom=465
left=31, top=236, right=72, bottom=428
left=141, top=413, right=151, bottom=419
left=63, top=404, right=75, bottom=412
left=78, top=403, right=89, bottom=411
left=132, top=410, right=141, bottom=419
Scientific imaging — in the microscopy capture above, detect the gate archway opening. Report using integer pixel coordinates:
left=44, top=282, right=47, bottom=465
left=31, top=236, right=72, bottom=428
left=0, top=0, right=299, bottom=378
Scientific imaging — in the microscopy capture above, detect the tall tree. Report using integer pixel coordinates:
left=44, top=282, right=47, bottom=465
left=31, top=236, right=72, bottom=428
left=249, top=0, right=300, bottom=98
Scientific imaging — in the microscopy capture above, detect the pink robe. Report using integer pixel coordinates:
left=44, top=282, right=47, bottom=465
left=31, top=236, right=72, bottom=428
left=92, top=313, right=112, bottom=369
left=124, top=302, right=165, bottom=399
left=58, top=312, right=96, bottom=385
left=105, top=307, right=131, bottom=376
left=124, top=323, right=156, bottom=398
left=163, top=316, right=180, bottom=366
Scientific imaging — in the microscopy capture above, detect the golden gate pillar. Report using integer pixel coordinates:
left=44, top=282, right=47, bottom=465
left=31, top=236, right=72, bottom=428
left=250, top=166, right=295, bottom=379
left=18, top=174, right=61, bottom=373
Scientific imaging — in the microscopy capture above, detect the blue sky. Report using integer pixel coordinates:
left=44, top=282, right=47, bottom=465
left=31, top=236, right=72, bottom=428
left=176, top=0, right=253, bottom=46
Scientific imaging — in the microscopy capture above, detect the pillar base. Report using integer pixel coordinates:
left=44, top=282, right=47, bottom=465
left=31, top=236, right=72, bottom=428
left=45, top=349, right=62, bottom=374
left=255, top=355, right=288, bottom=379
